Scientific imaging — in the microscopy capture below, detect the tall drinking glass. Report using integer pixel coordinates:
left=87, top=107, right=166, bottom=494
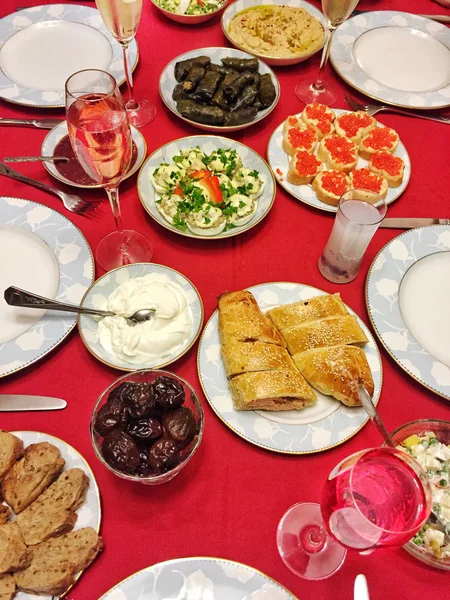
left=277, top=447, right=432, bottom=580
left=295, top=0, right=360, bottom=105
left=95, top=0, right=156, bottom=127
left=65, top=69, right=153, bottom=271
left=318, top=189, right=387, bottom=284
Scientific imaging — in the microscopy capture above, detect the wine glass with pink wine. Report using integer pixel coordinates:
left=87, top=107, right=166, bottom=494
left=65, top=69, right=153, bottom=271
left=95, top=0, right=156, bottom=127
left=277, top=447, right=432, bottom=580
left=295, top=0, right=360, bottom=105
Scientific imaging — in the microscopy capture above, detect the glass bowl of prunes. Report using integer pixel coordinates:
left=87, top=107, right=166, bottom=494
left=90, top=369, right=204, bottom=485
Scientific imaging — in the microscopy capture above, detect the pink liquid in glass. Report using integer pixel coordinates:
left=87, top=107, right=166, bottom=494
left=321, top=449, right=429, bottom=551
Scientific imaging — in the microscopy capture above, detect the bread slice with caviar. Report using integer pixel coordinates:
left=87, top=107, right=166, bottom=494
left=1, top=442, right=65, bottom=514
left=369, top=150, right=404, bottom=188
left=0, top=431, right=24, bottom=482
left=282, top=122, right=318, bottom=155
left=0, top=523, right=30, bottom=574
left=317, top=134, right=358, bottom=173
left=350, top=168, right=388, bottom=200
left=0, top=573, right=15, bottom=600
left=16, top=468, right=89, bottom=546
left=283, top=114, right=303, bottom=134
left=312, top=170, right=351, bottom=206
left=335, top=111, right=377, bottom=143
left=14, top=527, right=102, bottom=596
left=301, top=103, right=336, bottom=139
left=359, top=126, right=399, bottom=160
left=287, top=150, right=322, bottom=185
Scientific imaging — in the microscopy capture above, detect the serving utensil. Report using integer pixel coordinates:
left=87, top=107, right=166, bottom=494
left=344, top=94, right=450, bottom=124
left=0, top=162, right=94, bottom=214
left=354, top=574, right=370, bottom=600
left=177, top=0, right=191, bottom=13
left=0, top=117, right=63, bottom=130
left=4, top=156, right=69, bottom=164
left=0, top=395, right=67, bottom=411
left=352, top=8, right=450, bottom=23
left=4, top=286, right=156, bottom=325
left=380, top=217, right=450, bottom=229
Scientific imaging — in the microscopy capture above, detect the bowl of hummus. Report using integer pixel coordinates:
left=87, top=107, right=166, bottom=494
left=221, top=0, right=326, bottom=66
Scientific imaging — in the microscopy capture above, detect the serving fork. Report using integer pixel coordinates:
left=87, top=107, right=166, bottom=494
left=344, top=94, right=450, bottom=125
left=0, top=162, right=95, bottom=214
left=0, top=117, right=63, bottom=130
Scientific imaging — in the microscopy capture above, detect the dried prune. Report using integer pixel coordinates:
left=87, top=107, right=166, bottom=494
left=123, top=382, right=155, bottom=419
left=94, top=403, right=127, bottom=437
left=152, top=376, right=185, bottom=412
left=163, top=408, right=196, bottom=445
left=148, top=438, right=180, bottom=472
left=102, top=429, right=140, bottom=474
left=108, top=382, right=136, bottom=404
left=126, top=417, right=162, bottom=441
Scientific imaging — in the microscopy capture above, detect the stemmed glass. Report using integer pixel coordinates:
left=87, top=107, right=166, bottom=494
left=295, top=0, right=360, bottom=106
left=65, top=69, right=153, bottom=271
left=277, top=447, right=432, bottom=580
left=95, top=0, right=156, bottom=127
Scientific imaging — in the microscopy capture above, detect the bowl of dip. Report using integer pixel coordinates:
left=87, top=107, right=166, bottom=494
left=151, top=0, right=229, bottom=25
left=78, top=263, right=203, bottom=371
left=90, top=369, right=204, bottom=485
left=390, top=419, right=450, bottom=570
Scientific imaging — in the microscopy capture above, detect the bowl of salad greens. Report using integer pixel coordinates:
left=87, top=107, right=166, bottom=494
left=391, top=419, right=450, bottom=570
left=151, top=0, right=229, bottom=24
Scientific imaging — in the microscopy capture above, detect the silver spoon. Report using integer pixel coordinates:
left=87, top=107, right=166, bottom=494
left=4, top=286, right=155, bottom=325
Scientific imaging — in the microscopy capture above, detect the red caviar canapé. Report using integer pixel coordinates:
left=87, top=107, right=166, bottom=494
left=287, top=116, right=301, bottom=127
left=294, top=150, right=321, bottom=175
left=324, top=135, right=356, bottom=164
left=363, top=127, right=397, bottom=150
left=321, top=170, right=349, bottom=196
left=352, top=168, right=383, bottom=193
left=288, top=125, right=316, bottom=149
left=315, top=119, right=333, bottom=135
left=370, top=151, right=402, bottom=176
left=337, top=112, right=373, bottom=138
left=305, top=103, right=333, bottom=121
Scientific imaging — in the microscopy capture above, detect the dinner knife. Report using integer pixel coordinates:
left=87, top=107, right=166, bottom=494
left=0, top=117, right=63, bottom=130
left=352, top=9, right=450, bottom=23
left=380, top=218, right=450, bottom=229
left=0, top=395, right=67, bottom=411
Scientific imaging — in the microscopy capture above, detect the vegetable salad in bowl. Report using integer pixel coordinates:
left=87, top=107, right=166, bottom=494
left=155, top=0, right=225, bottom=15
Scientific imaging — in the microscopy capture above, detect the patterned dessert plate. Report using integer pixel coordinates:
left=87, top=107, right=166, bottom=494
left=366, top=225, right=450, bottom=400
left=198, top=282, right=382, bottom=454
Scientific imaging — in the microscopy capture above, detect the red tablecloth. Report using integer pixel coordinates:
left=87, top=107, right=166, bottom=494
left=1, top=0, right=449, bottom=598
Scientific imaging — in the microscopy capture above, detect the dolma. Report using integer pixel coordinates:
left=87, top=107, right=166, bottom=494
left=174, top=56, right=211, bottom=82
left=258, top=73, right=277, bottom=108
left=232, top=84, right=259, bottom=111
left=223, top=73, right=256, bottom=103
left=221, top=57, right=259, bottom=73
left=208, top=64, right=231, bottom=76
left=172, top=83, right=191, bottom=102
left=225, top=107, right=258, bottom=126
left=177, top=99, right=226, bottom=125
left=212, top=72, right=240, bottom=108
left=194, top=70, right=224, bottom=103
left=182, top=66, right=206, bottom=92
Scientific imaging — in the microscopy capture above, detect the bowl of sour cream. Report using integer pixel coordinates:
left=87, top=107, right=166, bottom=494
left=78, top=263, right=204, bottom=371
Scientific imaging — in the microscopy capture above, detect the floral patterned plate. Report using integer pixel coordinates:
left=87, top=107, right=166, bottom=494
left=197, top=282, right=382, bottom=454
left=0, top=197, right=94, bottom=378
left=99, top=557, right=297, bottom=599
left=366, top=225, right=450, bottom=400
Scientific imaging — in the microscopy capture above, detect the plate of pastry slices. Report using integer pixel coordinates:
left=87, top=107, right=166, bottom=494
left=267, top=104, right=411, bottom=213
left=0, top=430, right=102, bottom=599
left=197, top=282, right=383, bottom=454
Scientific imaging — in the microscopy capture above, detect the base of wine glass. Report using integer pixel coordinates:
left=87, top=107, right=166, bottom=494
left=295, top=81, right=337, bottom=107
left=95, top=230, right=153, bottom=272
left=277, top=502, right=346, bottom=581
left=125, top=98, right=156, bottom=128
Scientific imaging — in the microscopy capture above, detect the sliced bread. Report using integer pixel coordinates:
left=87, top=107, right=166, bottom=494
left=359, top=126, right=400, bottom=160
left=301, top=103, right=336, bottom=139
left=1, top=442, right=65, bottom=514
left=350, top=168, right=388, bottom=200
left=369, top=150, right=404, bottom=188
left=287, top=150, right=322, bottom=185
left=335, top=111, right=376, bottom=143
left=312, top=170, right=351, bottom=206
left=0, top=523, right=30, bottom=574
left=14, top=527, right=103, bottom=596
left=317, top=135, right=358, bottom=173
left=282, top=122, right=318, bottom=155
left=0, top=573, right=15, bottom=600
left=0, top=431, right=24, bottom=482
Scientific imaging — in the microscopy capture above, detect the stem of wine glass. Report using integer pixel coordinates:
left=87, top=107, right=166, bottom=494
left=313, top=25, right=337, bottom=92
left=122, top=43, right=139, bottom=111
left=300, top=523, right=328, bottom=554
left=105, top=186, right=124, bottom=236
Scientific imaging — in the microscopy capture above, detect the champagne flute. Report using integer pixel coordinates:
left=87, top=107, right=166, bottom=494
left=277, top=447, right=432, bottom=580
left=95, top=0, right=156, bottom=128
left=65, top=69, right=153, bottom=271
left=295, top=0, right=360, bottom=106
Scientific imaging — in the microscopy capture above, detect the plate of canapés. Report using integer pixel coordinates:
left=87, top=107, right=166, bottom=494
left=197, top=283, right=383, bottom=454
left=151, top=0, right=230, bottom=24
left=137, top=135, right=276, bottom=239
left=159, top=47, right=279, bottom=131
left=221, top=0, right=326, bottom=66
left=267, top=103, right=411, bottom=213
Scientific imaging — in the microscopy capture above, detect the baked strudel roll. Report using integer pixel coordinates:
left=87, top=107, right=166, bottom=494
left=267, top=293, right=349, bottom=331
left=293, top=345, right=374, bottom=407
left=221, top=341, right=295, bottom=379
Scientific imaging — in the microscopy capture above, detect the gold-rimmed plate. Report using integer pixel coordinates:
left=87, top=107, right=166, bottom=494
left=78, top=263, right=204, bottom=372
left=197, top=282, right=383, bottom=454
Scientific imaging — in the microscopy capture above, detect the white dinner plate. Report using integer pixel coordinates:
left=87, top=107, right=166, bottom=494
left=0, top=197, right=94, bottom=379
left=0, top=4, right=138, bottom=108
left=198, top=282, right=382, bottom=454
left=12, top=430, right=102, bottom=600
left=267, top=108, right=411, bottom=213
left=78, top=263, right=204, bottom=372
left=366, top=225, right=450, bottom=401
left=99, top=557, right=297, bottom=599
left=138, top=135, right=276, bottom=239
left=330, top=11, right=450, bottom=109
left=41, top=122, right=147, bottom=189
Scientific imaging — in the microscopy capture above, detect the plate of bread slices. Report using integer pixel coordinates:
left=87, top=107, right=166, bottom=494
left=267, top=103, right=411, bottom=213
left=197, top=283, right=382, bottom=454
left=0, top=430, right=102, bottom=599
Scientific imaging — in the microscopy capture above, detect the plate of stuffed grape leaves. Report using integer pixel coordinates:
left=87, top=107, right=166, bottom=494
left=137, top=135, right=276, bottom=239
left=159, top=47, right=280, bottom=132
